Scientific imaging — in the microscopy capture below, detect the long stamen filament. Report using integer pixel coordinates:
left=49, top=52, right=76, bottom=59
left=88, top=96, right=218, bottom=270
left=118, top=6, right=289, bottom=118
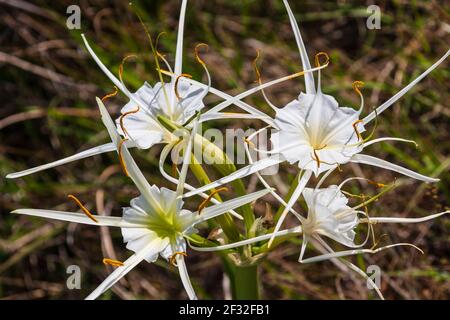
left=253, top=49, right=278, bottom=110
left=198, top=187, right=229, bottom=214
left=118, top=138, right=129, bottom=177
left=67, top=194, right=98, bottom=223
left=119, top=106, right=140, bottom=137
left=175, top=73, right=193, bottom=100
left=169, top=251, right=187, bottom=267
left=101, top=86, right=119, bottom=102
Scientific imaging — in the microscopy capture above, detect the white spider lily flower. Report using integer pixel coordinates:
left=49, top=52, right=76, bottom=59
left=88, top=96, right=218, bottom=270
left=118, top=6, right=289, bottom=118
left=11, top=97, right=271, bottom=300
left=301, top=186, right=360, bottom=248
left=5, top=0, right=197, bottom=178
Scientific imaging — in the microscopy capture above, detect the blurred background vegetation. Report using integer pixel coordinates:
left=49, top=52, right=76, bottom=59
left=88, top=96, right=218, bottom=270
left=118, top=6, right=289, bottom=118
left=0, top=0, right=449, bottom=299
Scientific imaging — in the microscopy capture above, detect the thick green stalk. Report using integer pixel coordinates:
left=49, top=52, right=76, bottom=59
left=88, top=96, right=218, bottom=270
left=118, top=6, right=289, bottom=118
left=189, top=153, right=241, bottom=242
left=231, top=264, right=259, bottom=300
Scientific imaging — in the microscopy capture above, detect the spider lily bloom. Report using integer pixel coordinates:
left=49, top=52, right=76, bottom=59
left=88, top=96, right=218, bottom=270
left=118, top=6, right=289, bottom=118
left=6, top=0, right=199, bottom=178
left=11, top=97, right=271, bottom=300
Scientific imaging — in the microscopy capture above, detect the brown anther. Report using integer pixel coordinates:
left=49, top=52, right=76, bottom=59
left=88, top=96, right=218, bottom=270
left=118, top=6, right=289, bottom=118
left=119, top=54, right=138, bottom=82
left=367, top=180, right=386, bottom=188
left=195, top=43, right=209, bottom=66
left=352, top=119, right=364, bottom=141
left=67, top=194, right=98, bottom=223
left=102, top=258, right=124, bottom=267
left=175, top=73, right=193, bottom=100
left=352, top=80, right=364, bottom=96
left=253, top=49, right=262, bottom=84
left=169, top=251, right=187, bottom=266
left=118, top=138, right=129, bottom=177
left=101, top=86, right=119, bottom=102
left=314, top=52, right=330, bottom=68
left=198, top=187, right=229, bottom=214
left=119, top=106, right=140, bottom=137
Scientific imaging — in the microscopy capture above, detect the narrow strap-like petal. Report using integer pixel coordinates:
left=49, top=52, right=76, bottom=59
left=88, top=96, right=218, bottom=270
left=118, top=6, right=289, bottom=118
left=189, top=226, right=301, bottom=252
left=176, top=253, right=197, bottom=300
left=268, top=170, right=312, bottom=247
left=96, top=97, right=164, bottom=213
left=182, top=156, right=284, bottom=198
left=351, top=154, right=439, bottom=183
left=193, top=189, right=271, bottom=225
left=282, top=0, right=315, bottom=94
left=159, top=142, right=243, bottom=220
left=363, top=49, right=450, bottom=124
left=363, top=211, right=448, bottom=224
left=11, top=209, right=142, bottom=228
left=6, top=142, right=118, bottom=179
left=85, top=237, right=169, bottom=300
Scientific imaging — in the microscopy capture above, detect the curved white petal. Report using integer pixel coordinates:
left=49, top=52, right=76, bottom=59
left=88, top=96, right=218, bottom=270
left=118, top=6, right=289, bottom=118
left=189, top=226, right=302, bottom=252
left=85, top=237, right=168, bottom=300
left=351, top=154, right=439, bottom=183
left=363, top=137, right=417, bottom=148
left=182, top=156, right=284, bottom=198
left=96, top=97, right=164, bottom=213
left=158, top=142, right=243, bottom=220
left=365, top=211, right=449, bottom=224
left=363, top=49, right=450, bottom=124
left=282, top=0, right=315, bottom=94
left=11, top=209, right=142, bottom=228
left=199, top=112, right=270, bottom=123
left=193, top=189, right=271, bottom=225
left=6, top=142, right=121, bottom=179
left=176, top=254, right=197, bottom=300
left=268, top=170, right=312, bottom=247
left=82, top=35, right=151, bottom=115
left=300, top=243, right=422, bottom=264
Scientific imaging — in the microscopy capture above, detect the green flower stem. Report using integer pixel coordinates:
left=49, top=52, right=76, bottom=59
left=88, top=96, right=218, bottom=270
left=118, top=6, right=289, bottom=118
left=230, top=264, right=259, bottom=300
left=189, top=153, right=241, bottom=242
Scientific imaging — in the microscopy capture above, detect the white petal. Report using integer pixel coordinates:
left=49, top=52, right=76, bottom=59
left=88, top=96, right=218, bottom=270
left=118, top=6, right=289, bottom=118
left=268, top=170, right=312, bottom=247
left=82, top=35, right=150, bottom=113
left=363, top=49, right=450, bottom=124
left=6, top=142, right=117, bottom=179
left=282, top=0, right=315, bottom=94
left=11, top=209, right=141, bottom=227
left=182, top=156, right=284, bottom=198
left=176, top=252, right=198, bottom=300
left=351, top=154, right=439, bottom=183
left=174, top=0, right=188, bottom=76
left=199, top=112, right=270, bottom=123
left=158, top=142, right=243, bottom=220
left=193, top=189, right=271, bottom=225
left=189, top=226, right=302, bottom=252
left=96, top=97, right=165, bottom=213
left=365, top=211, right=448, bottom=224
left=363, top=137, right=417, bottom=148
left=85, top=237, right=168, bottom=300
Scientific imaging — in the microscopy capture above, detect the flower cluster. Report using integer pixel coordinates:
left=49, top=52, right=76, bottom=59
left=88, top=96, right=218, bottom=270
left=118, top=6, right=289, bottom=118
left=6, top=0, right=449, bottom=300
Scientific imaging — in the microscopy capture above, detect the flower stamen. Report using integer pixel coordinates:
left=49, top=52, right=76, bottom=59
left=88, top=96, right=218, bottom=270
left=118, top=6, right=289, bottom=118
left=175, top=73, right=193, bottom=100
left=119, top=106, right=140, bottom=138
left=352, top=120, right=364, bottom=141
left=253, top=49, right=278, bottom=110
left=118, top=138, right=129, bottom=177
left=314, top=52, right=330, bottom=68
left=67, top=194, right=98, bottom=223
left=118, top=54, right=138, bottom=83
left=102, top=258, right=124, bottom=267
left=101, top=86, right=119, bottom=102
left=198, top=187, right=229, bottom=214
left=169, top=251, right=187, bottom=267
